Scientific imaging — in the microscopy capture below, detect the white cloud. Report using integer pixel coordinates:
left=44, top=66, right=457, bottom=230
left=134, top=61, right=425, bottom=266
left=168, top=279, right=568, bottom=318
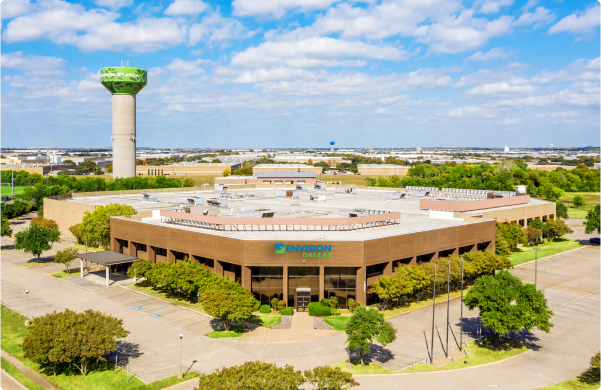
left=501, top=118, right=522, bottom=124
left=232, top=0, right=338, bottom=18
left=486, top=82, right=600, bottom=108
left=467, top=48, right=510, bottom=61
left=531, top=57, right=600, bottom=84
left=93, top=0, right=133, bottom=10
left=189, top=13, right=255, bottom=45
left=1, top=51, right=66, bottom=72
left=444, top=106, right=496, bottom=117
left=513, top=6, right=554, bottom=28
left=535, top=111, right=581, bottom=118
left=465, top=82, right=536, bottom=96
left=375, top=107, right=387, bottom=114
left=549, top=5, right=600, bottom=35
left=164, top=0, right=208, bottom=16
left=479, top=0, right=513, bottom=15
left=162, top=58, right=206, bottom=77
left=1, top=0, right=31, bottom=19
left=230, top=37, right=413, bottom=68
left=419, top=11, right=513, bottom=54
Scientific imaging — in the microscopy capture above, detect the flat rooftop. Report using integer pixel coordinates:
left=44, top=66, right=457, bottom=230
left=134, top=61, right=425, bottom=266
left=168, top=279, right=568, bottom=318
left=66, top=188, right=550, bottom=241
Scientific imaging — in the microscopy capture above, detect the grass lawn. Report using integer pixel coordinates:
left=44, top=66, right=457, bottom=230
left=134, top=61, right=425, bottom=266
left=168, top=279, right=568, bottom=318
left=21, top=262, right=55, bottom=268
left=205, top=324, right=245, bottom=338
left=1, top=357, right=47, bottom=390
left=247, top=314, right=282, bottom=328
left=410, top=337, right=528, bottom=373
left=1, top=186, right=28, bottom=196
left=536, top=379, right=600, bottom=390
left=559, top=192, right=600, bottom=205
left=126, top=282, right=207, bottom=314
left=1, top=304, right=199, bottom=390
left=566, top=207, right=590, bottom=220
left=331, top=359, right=395, bottom=375
left=510, top=238, right=583, bottom=266
left=324, top=316, right=352, bottom=331
left=318, top=175, right=371, bottom=186
left=51, top=270, right=80, bottom=278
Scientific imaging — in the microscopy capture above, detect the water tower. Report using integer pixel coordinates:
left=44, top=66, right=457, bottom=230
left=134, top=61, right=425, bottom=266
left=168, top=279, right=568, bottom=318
left=330, top=141, right=335, bottom=153
left=100, top=65, right=147, bottom=178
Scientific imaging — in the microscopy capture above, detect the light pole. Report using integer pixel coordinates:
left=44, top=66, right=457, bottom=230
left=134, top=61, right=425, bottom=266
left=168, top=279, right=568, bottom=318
left=178, top=334, right=183, bottom=379
left=25, top=290, right=29, bottom=326
left=459, top=257, right=464, bottom=351
left=445, top=261, right=450, bottom=358
left=535, top=247, right=543, bottom=289
left=430, top=265, right=437, bottom=364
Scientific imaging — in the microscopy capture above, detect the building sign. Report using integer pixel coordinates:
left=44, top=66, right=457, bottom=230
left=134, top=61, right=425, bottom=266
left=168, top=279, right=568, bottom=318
left=275, top=243, right=333, bottom=258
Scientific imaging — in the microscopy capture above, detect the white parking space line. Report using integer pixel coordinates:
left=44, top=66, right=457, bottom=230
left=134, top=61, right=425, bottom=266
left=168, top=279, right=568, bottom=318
left=130, top=358, right=168, bottom=367
left=166, top=315, right=197, bottom=323
left=136, top=364, right=178, bottom=375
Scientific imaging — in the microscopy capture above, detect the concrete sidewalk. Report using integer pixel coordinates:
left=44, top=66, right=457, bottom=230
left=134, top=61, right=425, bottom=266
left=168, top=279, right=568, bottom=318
left=1, top=350, right=60, bottom=390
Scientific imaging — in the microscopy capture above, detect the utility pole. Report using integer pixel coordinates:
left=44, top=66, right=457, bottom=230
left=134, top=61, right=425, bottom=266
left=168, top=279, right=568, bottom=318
left=178, top=334, right=184, bottom=379
left=11, top=159, right=14, bottom=197
left=430, top=265, right=437, bottom=364
left=446, top=261, right=450, bottom=358
left=25, top=290, right=29, bottom=326
left=460, top=257, right=464, bottom=351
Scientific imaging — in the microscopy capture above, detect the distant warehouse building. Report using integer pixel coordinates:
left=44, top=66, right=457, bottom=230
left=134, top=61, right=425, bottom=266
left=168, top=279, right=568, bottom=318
left=215, top=172, right=318, bottom=186
left=136, top=163, right=241, bottom=177
left=252, top=164, right=322, bottom=175
left=358, top=164, right=411, bottom=176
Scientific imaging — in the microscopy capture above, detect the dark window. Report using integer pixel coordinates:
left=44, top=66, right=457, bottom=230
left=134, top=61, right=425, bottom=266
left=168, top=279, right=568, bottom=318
left=477, top=242, right=491, bottom=251
left=438, top=249, right=455, bottom=259
left=222, top=262, right=242, bottom=284
left=172, top=250, right=187, bottom=261
left=459, top=245, right=474, bottom=255
left=324, top=267, right=356, bottom=309
left=153, top=247, right=167, bottom=257
left=416, top=253, right=435, bottom=264
left=366, top=263, right=387, bottom=278
left=251, top=267, right=284, bottom=306
left=392, top=257, right=413, bottom=270
left=193, top=255, right=214, bottom=269
left=135, top=243, right=147, bottom=252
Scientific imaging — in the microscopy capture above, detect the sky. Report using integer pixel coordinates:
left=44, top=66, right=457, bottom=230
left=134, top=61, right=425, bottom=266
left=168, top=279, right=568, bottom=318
left=1, top=0, right=600, bottom=149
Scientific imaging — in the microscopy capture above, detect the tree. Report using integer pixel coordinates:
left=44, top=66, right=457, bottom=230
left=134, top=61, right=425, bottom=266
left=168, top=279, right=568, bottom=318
left=528, top=219, right=549, bottom=238
left=584, top=204, right=600, bottom=234
left=222, top=168, right=231, bottom=177
left=1, top=215, right=12, bottom=237
left=63, top=159, right=74, bottom=164
left=30, top=216, right=59, bottom=230
left=345, top=307, right=397, bottom=365
left=495, top=224, right=512, bottom=258
left=104, top=164, right=113, bottom=174
left=54, top=246, right=79, bottom=274
left=304, top=366, right=358, bottom=389
left=497, top=223, right=527, bottom=249
left=78, top=204, right=136, bottom=249
left=14, top=224, right=60, bottom=262
left=196, top=361, right=305, bottom=390
left=307, top=159, right=314, bottom=165
left=572, top=195, right=585, bottom=209
left=271, top=297, right=279, bottom=311
left=579, top=353, right=600, bottom=384
left=540, top=184, right=564, bottom=201
left=555, top=201, right=569, bottom=219
left=545, top=219, right=573, bottom=240
left=525, top=226, right=542, bottom=245
left=463, top=270, right=553, bottom=346
left=127, top=259, right=153, bottom=279
left=22, top=309, right=128, bottom=377
left=201, top=290, right=259, bottom=331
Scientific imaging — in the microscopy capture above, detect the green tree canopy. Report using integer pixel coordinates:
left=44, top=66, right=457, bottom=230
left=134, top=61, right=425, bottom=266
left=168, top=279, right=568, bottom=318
left=463, top=270, right=553, bottom=344
left=584, top=204, right=600, bottom=234
left=555, top=201, right=569, bottom=219
left=23, top=309, right=128, bottom=377
left=572, top=195, right=585, bottom=209
left=77, top=204, right=136, bottom=249
left=53, top=246, right=79, bottom=274
left=545, top=219, right=573, bottom=240
left=1, top=215, right=12, bottom=237
left=497, top=223, right=527, bottom=249
left=201, top=290, right=259, bottom=331
left=304, top=366, right=358, bottom=389
left=345, top=307, right=397, bottom=364
left=196, top=361, right=305, bottom=390
left=14, top=223, right=60, bottom=262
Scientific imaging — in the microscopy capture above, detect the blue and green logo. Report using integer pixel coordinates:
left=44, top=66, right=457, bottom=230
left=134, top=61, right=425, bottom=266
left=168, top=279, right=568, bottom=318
left=274, top=243, right=332, bottom=257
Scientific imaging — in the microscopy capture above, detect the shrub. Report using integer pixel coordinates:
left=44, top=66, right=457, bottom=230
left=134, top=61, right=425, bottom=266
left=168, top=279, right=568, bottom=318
left=281, top=307, right=294, bottom=316
left=331, top=308, right=340, bottom=316
left=278, top=300, right=286, bottom=312
left=197, top=361, right=305, bottom=390
left=348, top=298, right=361, bottom=313
left=304, top=366, right=358, bottom=389
left=270, top=297, right=279, bottom=310
left=259, top=304, right=271, bottom=313
left=308, top=302, right=331, bottom=317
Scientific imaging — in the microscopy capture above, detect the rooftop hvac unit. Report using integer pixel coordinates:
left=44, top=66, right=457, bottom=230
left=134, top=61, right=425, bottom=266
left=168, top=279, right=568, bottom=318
left=206, top=198, right=228, bottom=208
left=215, top=184, right=228, bottom=193
left=179, top=196, right=203, bottom=205
left=314, top=182, right=327, bottom=191
left=202, top=209, right=220, bottom=216
left=406, top=186, right=439, bottom=197
left=246, top=191, right=255, bottom=198
left=233, top=210, right=275, bottom=218
left=338, top=210, right=369, bottom=218
left=310, top=194, right=326, bottom=202
left=335, top=187, right=358, bottom=195
left=295, top=184, right=308, bottom=191
left=276, top=189, right=288, bottom=198
left=386, top=191, right=407, bottom=200
left=142, top=192, right=157, bottom=202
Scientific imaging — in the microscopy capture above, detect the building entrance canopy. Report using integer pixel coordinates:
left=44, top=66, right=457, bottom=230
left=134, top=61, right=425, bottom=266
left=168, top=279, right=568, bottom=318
left=78, top=251, right=138, bottom=287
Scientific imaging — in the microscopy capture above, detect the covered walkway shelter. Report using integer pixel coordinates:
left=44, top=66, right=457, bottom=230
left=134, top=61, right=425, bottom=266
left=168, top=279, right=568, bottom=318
left=78, top=252, right=138, bottom=287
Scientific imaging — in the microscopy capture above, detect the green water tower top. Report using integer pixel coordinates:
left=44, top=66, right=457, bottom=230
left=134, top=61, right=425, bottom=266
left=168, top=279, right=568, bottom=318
left=100, top=67, right=147, bottom=95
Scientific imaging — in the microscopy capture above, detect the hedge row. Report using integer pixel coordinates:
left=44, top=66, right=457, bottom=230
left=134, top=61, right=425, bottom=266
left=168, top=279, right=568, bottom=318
left=308, top=302, right=331, bottom=317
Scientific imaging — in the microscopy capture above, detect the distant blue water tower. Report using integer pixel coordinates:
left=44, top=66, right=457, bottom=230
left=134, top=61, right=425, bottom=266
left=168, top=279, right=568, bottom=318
left=330, top=141, right=335, bottom=153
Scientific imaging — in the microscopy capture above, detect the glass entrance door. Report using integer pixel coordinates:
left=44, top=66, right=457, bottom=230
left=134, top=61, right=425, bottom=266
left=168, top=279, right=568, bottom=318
left=296, top=295, right=310, bottom=312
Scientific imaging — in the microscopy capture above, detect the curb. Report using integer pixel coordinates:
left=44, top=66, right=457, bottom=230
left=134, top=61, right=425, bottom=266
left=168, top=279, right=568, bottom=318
left=513, top=245, right=588, bottom=269
left=119, top=285, right=212, bottom=319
